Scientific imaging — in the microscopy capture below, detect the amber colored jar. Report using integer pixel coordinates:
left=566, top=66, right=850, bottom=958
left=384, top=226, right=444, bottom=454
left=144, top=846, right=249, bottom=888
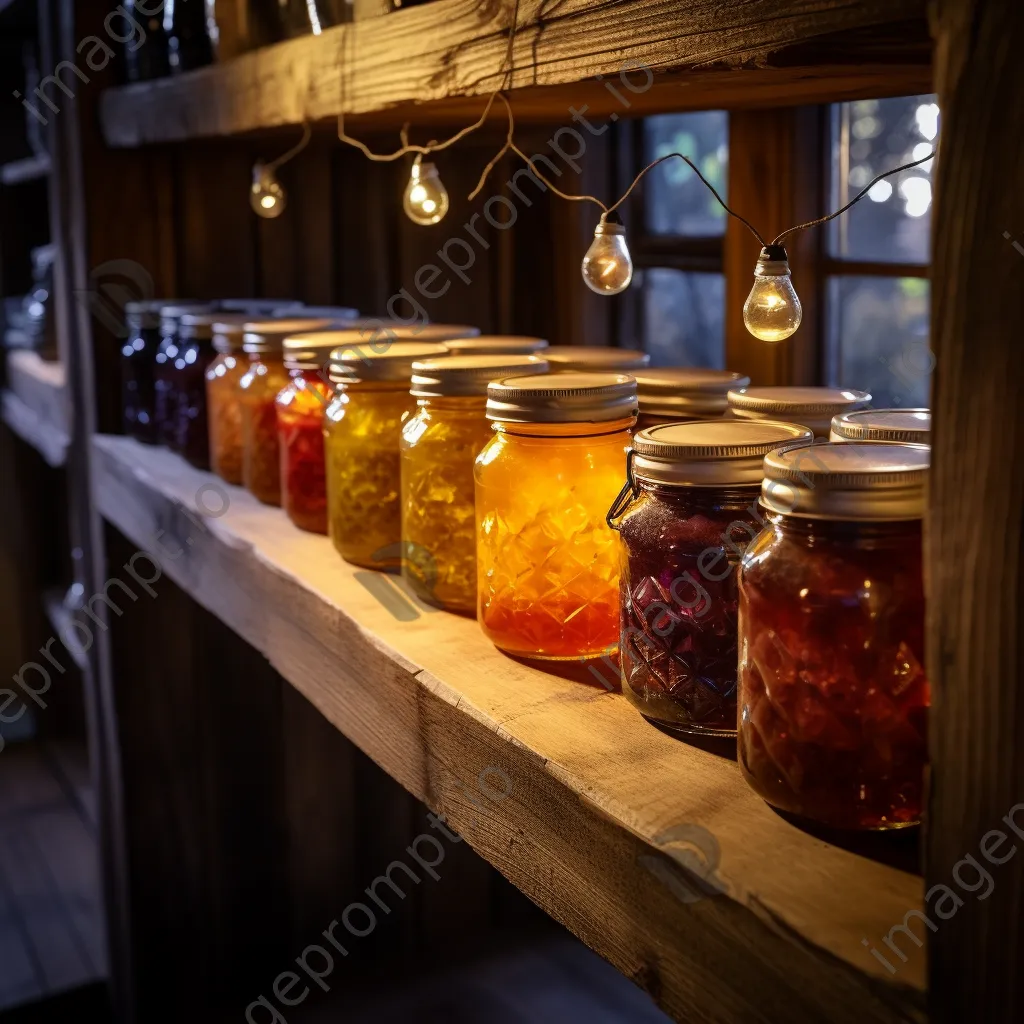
left=238, top=319, right=335, bottom=505
left=632, top=367, right=750, bottom=432
left=475, top=372, right=637, bottom=660
left=609, top=420, right=811, bottom=735
left=400, top=354, right=548, bottom=613
left=324, top=341, right=449, bottom=569
left=276, top=341, right=335, bottom=534
left=205, top=320, right=250, bottom=484
left=727, top=386, right=871, bottom=438
left=738, top=442, right=930, bottom=830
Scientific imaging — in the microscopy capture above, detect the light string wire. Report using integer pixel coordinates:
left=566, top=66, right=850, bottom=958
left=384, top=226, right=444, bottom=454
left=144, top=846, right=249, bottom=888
left=263, top=121, right=313, bottom=173
left=336, top=0, right=523, bottom=164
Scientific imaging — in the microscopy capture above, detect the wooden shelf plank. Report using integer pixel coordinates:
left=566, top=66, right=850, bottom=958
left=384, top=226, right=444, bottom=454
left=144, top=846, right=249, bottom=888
left=99, top=0, right=932, bottom=148
left=91, top=435, right=927, bottom=1024
left=1, top=350, right=69, bottom=466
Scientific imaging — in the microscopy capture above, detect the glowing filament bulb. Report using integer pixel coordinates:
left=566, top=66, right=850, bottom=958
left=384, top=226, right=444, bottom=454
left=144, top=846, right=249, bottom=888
left=581, top=218, right=633, bottom=296
left=250, top=161, right=286, bottom=219
left=743, top=245, right=802, bottom=342
left=403, top=156, right=449, bottom=225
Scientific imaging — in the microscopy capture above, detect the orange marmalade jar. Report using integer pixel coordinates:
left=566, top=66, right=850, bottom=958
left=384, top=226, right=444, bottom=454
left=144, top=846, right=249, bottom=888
left=205, top=318, right=250, bottom=484
left=324, top=341, right=449, bottom=570
left=238, top=318, right=333, bottom=505
left=276, top=337, right=337, bottom=534
left=633, top=367, right=750, bottom=432
left=400, top=354, right=549, bottom=613
left=475, top=372, right=638, bottom=659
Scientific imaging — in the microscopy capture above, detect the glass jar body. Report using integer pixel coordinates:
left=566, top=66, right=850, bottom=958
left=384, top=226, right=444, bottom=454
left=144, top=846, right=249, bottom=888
left=277, top=370, right=333, bottom=534
left=153, top=333, right=183, bottom=448
left=617, top=482, right=763, bottom=735
left=324, top=384, right=413, bottom=569
left=239, top=354, right=289, bottom=505
left=474, top=421, right=630, bottom=660
left=121, top=323, right=161, bottom=444
left=172, top=337, right=218, bottom=469
left=737, top=516, right=928, bottom=830
left=205, top=352, right=248, bottom=484
left=400, top=397, right=493, bottom=613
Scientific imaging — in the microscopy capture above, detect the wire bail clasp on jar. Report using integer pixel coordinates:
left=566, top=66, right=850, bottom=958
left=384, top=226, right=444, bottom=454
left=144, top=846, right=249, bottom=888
left=606, top=448, right=640, bottom=530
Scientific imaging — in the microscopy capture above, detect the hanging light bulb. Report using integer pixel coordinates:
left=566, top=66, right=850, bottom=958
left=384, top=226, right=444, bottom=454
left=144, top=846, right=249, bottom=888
left=743, top=245, right=802, bottom=342
left=581, top=217, right=633, bottom=296
left=250, top=160, right=286, bottom=219
left=403, top=155, right=449, bottom=225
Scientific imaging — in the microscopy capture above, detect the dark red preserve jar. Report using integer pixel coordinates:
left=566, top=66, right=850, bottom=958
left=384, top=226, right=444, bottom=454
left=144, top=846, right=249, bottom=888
left=172, top=314, right=221, bottom=470
left=608, top=419, right=811, bottom=736
left=737, top=441, right=930, bottom=830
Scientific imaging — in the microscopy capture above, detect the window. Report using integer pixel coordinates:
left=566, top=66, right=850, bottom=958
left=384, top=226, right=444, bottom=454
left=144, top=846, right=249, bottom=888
left=825, top=95, right=938, bottom=407
left=626, top=111, right=728, bottom=368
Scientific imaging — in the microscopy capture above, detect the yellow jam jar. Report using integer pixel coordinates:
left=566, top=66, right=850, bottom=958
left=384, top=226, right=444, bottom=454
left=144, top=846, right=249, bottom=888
left=324, top=341, right=449, bottom=570
left=400, top=354, right=549, bottom=613
left=475, top=371, right=638, bottom=659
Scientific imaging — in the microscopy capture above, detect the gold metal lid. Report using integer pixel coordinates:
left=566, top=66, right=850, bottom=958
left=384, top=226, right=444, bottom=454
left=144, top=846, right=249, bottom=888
left=728, top=386, right=871, bottom=434
left=761, top=441, right=929, bottom=520
left=328, top=342, right=450, bottom=385
left=159, top=302, right=213, bottom=335
left=486, top=371, right=638, bottom=424
left=212, top=318, right=251, bottom=353
left=543, top=346, right=651, bottom=372
left=360, top=323, right=481, bottom=343
left=830, top=408, right=931, bottom=444
left=634, top=368, right=752, bottom=417
left=411, top=354, right=548, bottom=398
left=283, top=333, right=344, bottom=372
left=633, top=419, right=812, bottom=486
left=178, top=312, right=226, bottom=340
left=440, top=336, right=549, bottom=356
left=242, top=318, right=336, bottom=353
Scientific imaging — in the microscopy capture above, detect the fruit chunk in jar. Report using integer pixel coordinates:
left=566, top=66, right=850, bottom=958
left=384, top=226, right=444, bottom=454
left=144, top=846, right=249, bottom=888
left=240, top=356, right=290, bottom=505
left=206, top=353, right=247, bottom=484
left=278, top=373, right=332, bottom=534
left=475, top=427, right=627, bottom=659
left=737, top=519, right=928, bottom=830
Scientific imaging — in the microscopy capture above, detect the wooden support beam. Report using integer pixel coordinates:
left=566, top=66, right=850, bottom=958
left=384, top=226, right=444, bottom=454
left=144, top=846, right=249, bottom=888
left=927, top=1, right=1024, bottom=1021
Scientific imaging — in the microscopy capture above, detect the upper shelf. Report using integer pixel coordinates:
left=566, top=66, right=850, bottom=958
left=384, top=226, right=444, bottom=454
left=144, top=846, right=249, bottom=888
left=99, top=0, right=932, bottom=148
left=92, top=434, right=926, bottom=1024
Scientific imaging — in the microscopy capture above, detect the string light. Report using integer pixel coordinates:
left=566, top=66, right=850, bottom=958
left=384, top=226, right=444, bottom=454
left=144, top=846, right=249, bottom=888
left=250, top=123, right=311, bottom=220
left=582, top=216, right=633, bottom=295
left=403, top=155, right=450, bottom=225
left=743, top=245, right=802, bottom=342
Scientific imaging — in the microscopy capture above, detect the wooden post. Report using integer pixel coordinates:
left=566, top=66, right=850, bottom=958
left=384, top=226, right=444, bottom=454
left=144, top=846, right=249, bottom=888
left=928, top=1, right=1024, bottom=1020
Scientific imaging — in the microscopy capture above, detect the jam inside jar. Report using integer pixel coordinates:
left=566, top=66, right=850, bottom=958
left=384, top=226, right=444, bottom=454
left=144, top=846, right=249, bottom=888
left=737, top=441, right=930, bottom=830
left=609, top=419, right=811, bottom=735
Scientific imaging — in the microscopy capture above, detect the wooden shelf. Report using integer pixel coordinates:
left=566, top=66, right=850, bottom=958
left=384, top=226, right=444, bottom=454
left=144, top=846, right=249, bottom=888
left=0, top=154, right=51, bottom=187
left=1, top=350, right=69, bottom=466
left=92, top=434, right=926, bottom=1024
left=98, top=0, right=932, bottom=147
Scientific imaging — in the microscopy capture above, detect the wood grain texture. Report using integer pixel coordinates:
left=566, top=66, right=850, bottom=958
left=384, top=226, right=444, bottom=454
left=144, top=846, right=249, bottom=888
left=98, top=0, right=931, bottom=147
left=927, top=1, right=1024, bottom=1021
left=92, top=434, right=927, bottom=1024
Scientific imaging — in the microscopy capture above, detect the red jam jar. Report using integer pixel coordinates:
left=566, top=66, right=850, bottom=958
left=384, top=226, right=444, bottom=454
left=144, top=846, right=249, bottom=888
left=632, top=368, right=750, bottom=432
left=727, top=386, right=871, bottom=438
left=830, top=408, right=931, bottom=445
left=276, top=337, right=336, bottom=534
left=609, top=420, right=811, bottom=735
left=737, top=441, right=930, bottom=830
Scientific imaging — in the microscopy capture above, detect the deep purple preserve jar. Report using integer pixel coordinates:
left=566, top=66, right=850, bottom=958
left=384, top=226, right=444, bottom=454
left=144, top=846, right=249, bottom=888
left=608, top=419, right=811, bottom=736
left=154, top=303, right=211, bottom=448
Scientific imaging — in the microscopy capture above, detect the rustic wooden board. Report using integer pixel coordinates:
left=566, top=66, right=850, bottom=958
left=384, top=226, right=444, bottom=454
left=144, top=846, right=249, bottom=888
left=98, top=0, right=931, bottom=147
left=2, top=350, right=69, bottom=466
left=91, top=434, right=926, bottom=1023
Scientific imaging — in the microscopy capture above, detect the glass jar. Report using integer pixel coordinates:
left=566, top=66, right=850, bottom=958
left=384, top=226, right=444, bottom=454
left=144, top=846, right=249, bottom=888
left=167, top=0, right=214, bottom=72
left=727, top=385, right=871, bottom=438
left=153, top=303, right=212, bottom=448
left=121, top=300, right=163, bottom=443
left=172, top=314, right=221, bottom=469
left=609, top=420, right=812, bottom=735
left=400, top=354, right=549, bottom=613
left=276, top=340, right=336, bottom=534
left=542, top=346, right=650, bottom=373
left=205, top=320, right=250, bottom=484
left=238, top=319, right=335, bottom=505
left=475, top=372, right=638, bottom=660
left=324, top=341, right=450, bottom=569
left=737, top=441, right=930, bottom=830
left=830, top=408, right=931, bottom=445
left=440, top=336, right=549, bottom=357
left=632, top=368, right=750, bottom=432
